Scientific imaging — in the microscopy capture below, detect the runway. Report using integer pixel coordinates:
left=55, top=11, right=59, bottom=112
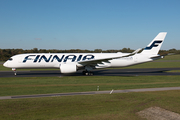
left=0, top=68, right=180, bottom=77
left=1, top=87, right=180, bottom=100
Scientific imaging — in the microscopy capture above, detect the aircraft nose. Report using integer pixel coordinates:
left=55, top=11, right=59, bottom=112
left=3, top=62, right=8, bottom=67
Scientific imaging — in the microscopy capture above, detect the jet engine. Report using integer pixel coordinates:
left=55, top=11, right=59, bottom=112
left=60, top=63, right=77, bottom=73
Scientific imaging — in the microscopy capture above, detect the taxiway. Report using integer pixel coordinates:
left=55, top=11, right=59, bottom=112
left=0, top=68, right=180, bottom=77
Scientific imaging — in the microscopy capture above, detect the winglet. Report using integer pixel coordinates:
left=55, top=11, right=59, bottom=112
left=132, top=48, right=142, bottom=54
left=141, top=32, right=167, bottom=55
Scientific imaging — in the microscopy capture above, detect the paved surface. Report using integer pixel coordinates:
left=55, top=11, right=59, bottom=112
left=1, top=87, right=180, bottom=100
left=0, top=68, right=180, bottom=77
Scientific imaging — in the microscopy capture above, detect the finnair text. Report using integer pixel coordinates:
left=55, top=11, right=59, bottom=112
left=23, top=55, right=95, bottom=63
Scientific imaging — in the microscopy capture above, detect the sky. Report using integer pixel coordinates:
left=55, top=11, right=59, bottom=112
left=0, top=0, right=180, bottom=50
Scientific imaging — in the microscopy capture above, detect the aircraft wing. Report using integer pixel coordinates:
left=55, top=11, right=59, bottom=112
left=78, top=48, right=142, bottom=66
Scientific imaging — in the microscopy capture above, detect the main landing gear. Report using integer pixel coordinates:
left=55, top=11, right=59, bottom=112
left=82, top=71, right=94, bottom=76
left=12, top=68, right=17, bottom=76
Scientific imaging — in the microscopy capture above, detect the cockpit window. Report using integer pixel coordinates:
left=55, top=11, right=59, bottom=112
left=8, top=58, right=13, bottom=61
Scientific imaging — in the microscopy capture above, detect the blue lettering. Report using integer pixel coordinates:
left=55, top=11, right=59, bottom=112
left=63, top=55, right=76, bottom=62
left=83, top=55, right=94, bottom=60
left=23, top=54, right=95, bottom=63
left=33, top=55, right=40, bottom=62
left=77, top=55, right=82, bottom=61
left=38, top=55, right=52, bottom=62
left=23, top=55, right=36, bottom=63
left=51, top=55, right=64, bottom=62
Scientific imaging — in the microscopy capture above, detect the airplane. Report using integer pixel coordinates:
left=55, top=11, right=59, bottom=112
left=3, top=32, right=167, bottom=76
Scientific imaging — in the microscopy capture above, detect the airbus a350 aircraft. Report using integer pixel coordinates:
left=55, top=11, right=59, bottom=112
left=3, top=32, right=167, bottom=75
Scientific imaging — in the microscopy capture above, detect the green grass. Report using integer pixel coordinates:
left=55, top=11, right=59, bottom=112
left=1, top=90, right=180, bottom=120
left=160, top=54, right=180, bottom=60
left=1, top=76, right=180, bottom=96
left=0, top=64, right=11, bottom=71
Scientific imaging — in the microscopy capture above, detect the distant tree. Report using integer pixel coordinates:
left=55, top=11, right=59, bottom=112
left=94, top=49, right=102, bottom=53
left=32, top=48, right=38, bottom=53
left=121, top=48, right=133, bottom=53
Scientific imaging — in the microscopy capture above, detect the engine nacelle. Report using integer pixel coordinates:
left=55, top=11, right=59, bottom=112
left=60, top=63, right=77, bottom=73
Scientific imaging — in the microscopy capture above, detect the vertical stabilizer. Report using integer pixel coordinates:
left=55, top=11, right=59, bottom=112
left=141, top=32, right=167, bottom=55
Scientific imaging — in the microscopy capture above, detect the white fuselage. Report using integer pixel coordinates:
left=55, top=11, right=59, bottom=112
left=3, top=53, right=153, bottom=69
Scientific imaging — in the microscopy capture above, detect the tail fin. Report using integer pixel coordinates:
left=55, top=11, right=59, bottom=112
left=141, top=32, right=167, bottom=55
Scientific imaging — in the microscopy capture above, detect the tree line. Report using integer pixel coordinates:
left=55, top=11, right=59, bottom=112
left=0, top=48, right=179, bottom=61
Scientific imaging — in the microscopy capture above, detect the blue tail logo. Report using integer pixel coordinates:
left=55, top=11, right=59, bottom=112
left=144, top=40, right=162, bottom=50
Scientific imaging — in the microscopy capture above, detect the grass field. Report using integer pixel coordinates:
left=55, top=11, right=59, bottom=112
left=1, top=90, right=180, bottom=120
left=0, top=54, right=180, bottom=120
left=1, top=76, right=180, bottom=96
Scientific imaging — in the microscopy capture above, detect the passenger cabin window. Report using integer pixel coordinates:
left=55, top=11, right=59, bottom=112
left=8, top=58, right=13, bottom=61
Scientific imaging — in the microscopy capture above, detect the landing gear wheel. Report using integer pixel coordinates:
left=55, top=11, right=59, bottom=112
left=82, top=71, right=94, bottom=76
left=89, top=72, right=93, bottom=76
left=82, top=71, right=86, bottom=75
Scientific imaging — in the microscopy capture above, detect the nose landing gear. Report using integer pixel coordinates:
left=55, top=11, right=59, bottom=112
left=12, top=68, right=17, bottom=76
